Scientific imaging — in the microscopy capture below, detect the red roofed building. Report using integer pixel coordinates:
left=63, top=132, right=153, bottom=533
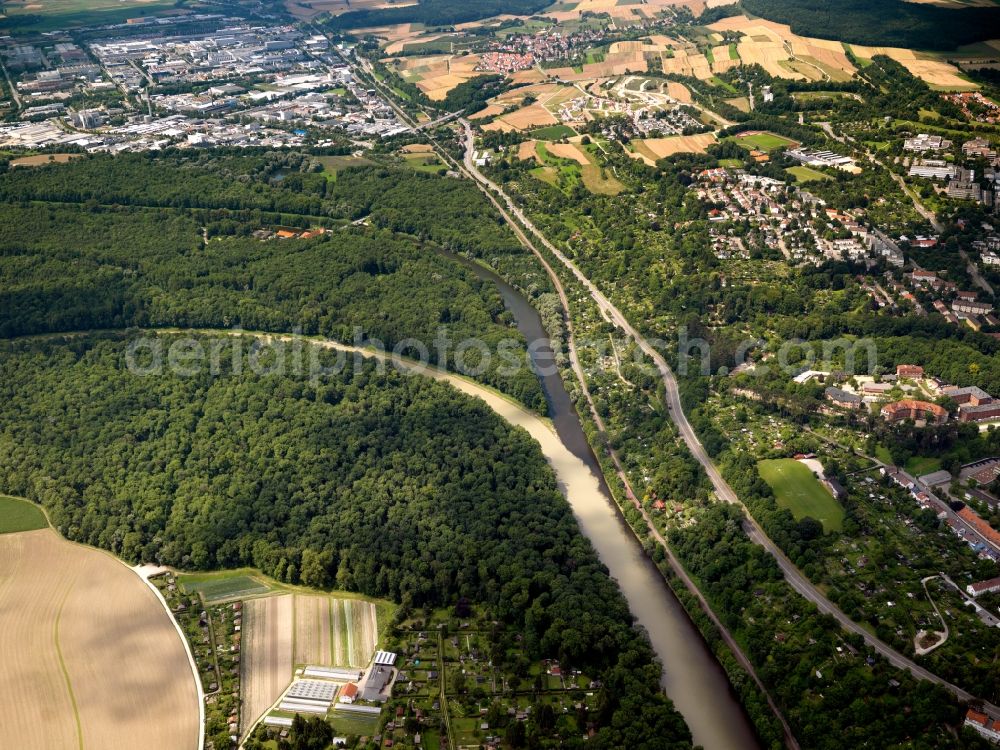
left=967, top=575, right=1000, bottom=598
left=958, top=506, right=1000, bottom=548
left=896, top=364, right=924, bottom=378
left=881, top=399, right=949, bottom=425
left=339, top=682, right=358, bottom=704
left=965, top=708, right=1000, bottom=742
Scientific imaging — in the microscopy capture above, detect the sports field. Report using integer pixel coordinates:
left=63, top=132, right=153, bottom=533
left=758, top=459, right=845, bottom=532
left=0, top=495, right=48, bottom=534
left=786, top=165, right=832, bottom=183
left=0, top=527, right=199, bottom=749
left=732, top=131, right=796, bottom=152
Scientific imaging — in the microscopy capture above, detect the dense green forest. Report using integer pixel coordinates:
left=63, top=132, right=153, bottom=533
left=326, top=0, right=550, bottom=32
left=0, top=157, right=547, bottom=408
left=741, top=0, right=1000, bottom=50
left=0, top=334, right=690, bottom=749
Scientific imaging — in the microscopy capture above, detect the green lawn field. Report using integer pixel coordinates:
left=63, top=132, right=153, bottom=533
left=786, top=165, right=832, bottom=183
left=905, top=456, right=943, bottom=477
left=529, top=124, right=577, bottom=141
left=732, top=131, right=796, bottom=152
left=758, top=459, right=845, bottom=532
left=0, top=495, right=48, bottom=534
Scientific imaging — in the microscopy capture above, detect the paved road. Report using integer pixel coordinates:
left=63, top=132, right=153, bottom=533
left=1, top=59, right=21, bottom=109
left=459, top=118, right=1000, bottom=719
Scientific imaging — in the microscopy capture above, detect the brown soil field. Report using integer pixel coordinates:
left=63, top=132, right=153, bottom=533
left=0, top=528, right=199, bottom=750
left=10, top=153, right=81, bottom=167
left=241, top=594, right=293, bottom=735
left=399, top=142, right=434, bottom=153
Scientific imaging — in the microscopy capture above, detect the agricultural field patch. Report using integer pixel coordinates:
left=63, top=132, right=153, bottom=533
left=179, top=570, right=273, bottom=603
left=529, top=123, right=578, bottom=140
left=1, top=0, right=179, bottom=32
left=0, top=528, right=199, bottom=749
left=241, top=594, right=294, bottom=736
left=0, top=495, right=48, bottom=533
left=627, top=133, right=717, bottom=164
left=710, top=15, right=858, bottom=81
left=390, top=53, right=484, bottom=100
left=9, top=153, right=83, bottom=168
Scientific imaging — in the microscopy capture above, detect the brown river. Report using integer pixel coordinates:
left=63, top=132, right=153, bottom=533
left=436, top=254, right=762, bottom=749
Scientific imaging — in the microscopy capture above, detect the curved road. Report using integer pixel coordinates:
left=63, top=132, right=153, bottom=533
left=458, top=119, right=1000, bottom=719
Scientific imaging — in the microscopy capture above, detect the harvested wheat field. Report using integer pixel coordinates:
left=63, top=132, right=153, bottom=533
left=660, top=48, right=713, bottom=80
left=710, top=16, right=858, bottom=81
left=666, top=81, right=693, bottom=103
left=546, top=142, right=591, bottom=164
left=629, top=133, right=717, bottom=164
left=241, top=594, right=293, bottom=735
left=294, top=595, right=334, bottom=666
left=850, top=44, right=976, bottom=89
left=518, top=139, right=541, bottom=162
left=483, top=103, right=559, bottom=132
left=0, top=528, right=199, bottom=750
left=392, top=53, right=484, bottom=100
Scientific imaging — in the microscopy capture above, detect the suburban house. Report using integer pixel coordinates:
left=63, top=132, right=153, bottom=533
left=967, top=576, right=1000, bottom=598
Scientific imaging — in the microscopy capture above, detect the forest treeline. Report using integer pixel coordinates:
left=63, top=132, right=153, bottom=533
left=0, top=157, right=548, bottom=408
left=326, top=0, right=550, bottom=32
left=0, top=334, right=690, bottom=750
left=742, top=0, right=1000, bottom=50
